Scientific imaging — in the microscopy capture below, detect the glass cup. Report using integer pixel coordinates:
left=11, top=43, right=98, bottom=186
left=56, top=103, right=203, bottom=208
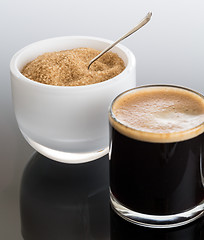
left=10, top=36, right=136, bottom=164
left=109, top=85, right=204, bottom=228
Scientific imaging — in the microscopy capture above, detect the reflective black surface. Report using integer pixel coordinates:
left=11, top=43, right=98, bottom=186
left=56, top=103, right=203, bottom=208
left=20, top=153, right=110, bottom=240
left=20, top=153, right=204, bottom=240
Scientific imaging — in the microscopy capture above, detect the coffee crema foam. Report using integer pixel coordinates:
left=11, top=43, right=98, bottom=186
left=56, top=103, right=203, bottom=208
left=110, top=86, right=204, bottom=143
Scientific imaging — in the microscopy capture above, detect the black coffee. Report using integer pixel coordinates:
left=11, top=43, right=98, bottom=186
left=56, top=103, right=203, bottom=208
left=109, top=86, right=204, bottom=215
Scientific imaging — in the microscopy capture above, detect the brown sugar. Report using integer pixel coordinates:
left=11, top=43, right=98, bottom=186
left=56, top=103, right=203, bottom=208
left=21, top=48, right=125, bottom=86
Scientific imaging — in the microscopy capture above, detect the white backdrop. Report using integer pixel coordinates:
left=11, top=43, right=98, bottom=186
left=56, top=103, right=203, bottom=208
left=0, top=0, right=204, bottom=239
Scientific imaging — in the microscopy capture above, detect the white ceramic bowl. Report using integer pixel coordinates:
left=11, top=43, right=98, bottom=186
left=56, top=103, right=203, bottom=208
left=10, top=36, right=136, bottom=163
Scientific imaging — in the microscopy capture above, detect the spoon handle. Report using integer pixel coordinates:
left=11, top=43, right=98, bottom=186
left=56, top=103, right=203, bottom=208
left=88, top=12, right=152, bottom=69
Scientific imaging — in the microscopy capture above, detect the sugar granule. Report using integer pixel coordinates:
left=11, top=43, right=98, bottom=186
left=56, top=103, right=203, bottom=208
left=21, top=48, right=125, bottom=86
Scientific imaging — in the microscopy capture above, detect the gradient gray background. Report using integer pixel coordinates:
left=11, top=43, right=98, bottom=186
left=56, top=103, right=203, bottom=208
left=0, top=0, right=204, bottom=239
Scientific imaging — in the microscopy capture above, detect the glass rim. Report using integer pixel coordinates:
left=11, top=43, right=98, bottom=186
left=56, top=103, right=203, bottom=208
left=109, top=84, right=204, bottom=143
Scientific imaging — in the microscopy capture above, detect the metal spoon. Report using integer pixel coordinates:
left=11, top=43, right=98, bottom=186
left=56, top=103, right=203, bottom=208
left=88, top=12, right=152, bottom=70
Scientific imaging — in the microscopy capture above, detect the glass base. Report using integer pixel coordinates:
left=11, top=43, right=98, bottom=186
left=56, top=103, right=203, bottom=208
left=110, top=191, right=204, bottom=228
left=23, top=134, right=109, bottom=164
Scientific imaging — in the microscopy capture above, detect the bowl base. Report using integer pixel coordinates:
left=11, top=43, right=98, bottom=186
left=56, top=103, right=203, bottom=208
left=23, top=134, right=109, bottom=164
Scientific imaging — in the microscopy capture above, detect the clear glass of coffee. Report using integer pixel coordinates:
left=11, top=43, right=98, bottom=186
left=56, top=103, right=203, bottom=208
left=109, top=85, right=204, bottom=228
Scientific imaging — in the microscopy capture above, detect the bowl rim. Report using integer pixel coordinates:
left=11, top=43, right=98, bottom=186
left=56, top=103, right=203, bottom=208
left=10, top=35, right=136, bottom=90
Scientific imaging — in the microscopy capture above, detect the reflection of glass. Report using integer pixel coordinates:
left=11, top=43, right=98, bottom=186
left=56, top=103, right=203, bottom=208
left=110, top=208, right=204, bottom=240
left=20, top=153, right=110, bottom=240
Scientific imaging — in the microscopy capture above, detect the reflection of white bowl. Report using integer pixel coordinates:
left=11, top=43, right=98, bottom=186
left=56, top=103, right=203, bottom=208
left=10, top=36, right=136, bottom=163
